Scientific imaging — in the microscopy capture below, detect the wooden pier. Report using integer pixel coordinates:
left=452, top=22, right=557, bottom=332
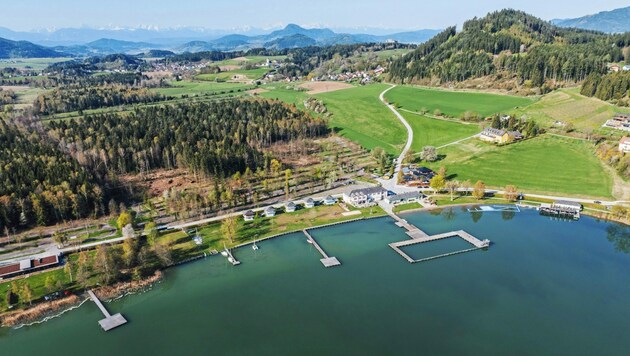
left=303, top=229, right=341, bottom=267
left=389, top=211, right=428, bottom=238
left=389, top=230, right=490, bottom=264
left=87, top=290, right=127, bottom=331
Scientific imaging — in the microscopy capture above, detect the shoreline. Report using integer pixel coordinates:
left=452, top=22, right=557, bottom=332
left=1, top=271, right=163, bottom=328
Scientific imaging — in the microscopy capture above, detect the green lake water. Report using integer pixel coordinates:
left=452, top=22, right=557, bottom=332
left=1, top=206, right=629, bottom=355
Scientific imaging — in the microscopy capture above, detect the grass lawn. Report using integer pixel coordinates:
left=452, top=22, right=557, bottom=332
left=401, top=111, right=480, bottom=150
left=385, top=86, right=535, bottom=118
left=513, top=88, right=630, bottom=131
left=259, top=85, right=311, bottom=107
left=316, top=84, right=406, bottom=155
left=431, top=135, right=613, bottom=198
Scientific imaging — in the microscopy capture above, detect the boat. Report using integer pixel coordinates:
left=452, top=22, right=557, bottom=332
left=221, top=251, right=228, bottom=257
left=307, top=239, right=313, bottom=244
left=252, top=239, right=259, bottom=250
left=228, top=257, right=234, bottom=263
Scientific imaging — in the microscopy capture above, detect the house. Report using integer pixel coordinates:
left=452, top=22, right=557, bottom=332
left=304, top=198, right=315, bottom=208
left=263, top=206, right=276, bottom=217
left=623, top=65, right=630, bottom=71
left=343, top=187, right=387, bottom=208
left=479, top=127, right=510, bottom=144
left=619, top=137, right=630, bottom=153
left=401, top=166, right=435, bottom=187
left=0, top=254, right=60, bottom=280
left=609, top=64, right=620, bottom=72
left=553, top=200, right=582, bottom=212
left=243, top=210, right=255, bottom=221
left=285, top=201, right=297, bottom=213
left=323, top=195, right=337, bottom=205
left=385, top=191, right=422, bottom=206
left=507, top=131, right=524, bottom=141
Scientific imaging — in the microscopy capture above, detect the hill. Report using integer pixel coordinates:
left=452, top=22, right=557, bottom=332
left=552, top=6, right=630, bottom=33
left=264, top=34, right=317, bottom=49
left=389, top=9, right=630, bottom=90
left=0, top=37, right=66, bottom=58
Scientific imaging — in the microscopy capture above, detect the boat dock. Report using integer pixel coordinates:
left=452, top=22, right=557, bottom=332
left=388, top=211, right=429, bottom=239
left=303, top=229, right=341, bottom=267
left=224, top=248, right=241, bottom=265
left=87, top=290, right=127, bottom=331
left=389, top=230, right=490, bottom=264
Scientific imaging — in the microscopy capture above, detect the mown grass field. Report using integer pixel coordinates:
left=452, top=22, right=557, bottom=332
left=385, top=86, right=535, bottom=118
left=259, top=85, right=311, bottom=107
left=401, top=111, right=480, bottom=150
left=315, top=84, right=406, bottom=155
left=429, top=135, right=613, bottom=198
left=513, top=88, right=630, bottom=131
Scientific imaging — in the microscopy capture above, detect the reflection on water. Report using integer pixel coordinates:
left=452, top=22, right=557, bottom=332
left=607, top=224, right=630, bottom=253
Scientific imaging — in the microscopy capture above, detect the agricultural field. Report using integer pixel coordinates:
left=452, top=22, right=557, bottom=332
left=513, top=88, right=630, bottom=131
left=315, top=84, right=406, bottom=155
left=0, top=57, right=73, bottom=70
left=428, top=135, right=613, bottom=198
left=385, top=85, right=535, bottom=118
left=259, top=85, right=311, bottom=107
left=196, top=67, right=269, bottom=82
left=152, top=80, right=253, bottom=97
left=401, top=111, right=480, bottom=150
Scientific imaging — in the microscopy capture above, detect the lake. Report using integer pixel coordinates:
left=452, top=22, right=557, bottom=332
left=1, top=206, right=629, bottom=355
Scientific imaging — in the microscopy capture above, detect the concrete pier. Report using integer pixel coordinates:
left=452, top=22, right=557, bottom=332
left=389, top=230, right=490, bottom=264
left=303, top=229, right=341, bottom=267
left=88, top=290, right=127, bottom=331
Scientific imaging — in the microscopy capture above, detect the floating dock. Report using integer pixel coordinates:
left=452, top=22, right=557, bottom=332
left=389, top=211, right=429, bottom=238
left=389, top=230, right=490, bottom=264
left=303, top=229, right=341, bottom=267
left=87, top=290, right=127, bottom=332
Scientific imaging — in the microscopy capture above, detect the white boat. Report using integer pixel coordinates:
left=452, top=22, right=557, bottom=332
left=252, top=243, right=259, bottom=250
left=306, top=239, right=313, bottom=244
left=228, top=257, right=234, bottom=263
left=221, top=251, right=228, bottom=257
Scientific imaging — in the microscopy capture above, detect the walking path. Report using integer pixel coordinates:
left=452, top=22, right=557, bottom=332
left=436, top=134, right=480, bottom=149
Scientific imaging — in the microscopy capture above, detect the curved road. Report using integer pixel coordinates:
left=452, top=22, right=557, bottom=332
left=378, top=84, right=415, bottom=193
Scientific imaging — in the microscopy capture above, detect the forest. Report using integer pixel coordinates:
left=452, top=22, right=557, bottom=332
left=47, top=99, right=328, bottom=178
left=581, top=71, right=630, bottom=103
left=32, top=86, right=169, bottom=115
left=0, top=119, right=104, bottom=231
left=388, top=9, right=629, bottom=87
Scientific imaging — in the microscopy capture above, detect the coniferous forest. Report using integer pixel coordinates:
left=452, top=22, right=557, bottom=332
left=0, top=99, right=327, bottom=231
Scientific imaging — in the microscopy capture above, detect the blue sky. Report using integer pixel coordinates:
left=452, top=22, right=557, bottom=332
left=2, top=0, right=629, bottom=31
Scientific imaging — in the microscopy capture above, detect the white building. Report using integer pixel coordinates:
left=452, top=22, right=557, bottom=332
left=304, top=198, right=315, bottom=208
left=552, top=200, right=582, bottom=212
left=385, top=191, right=422, bottom=206
left=263, top=206, right=276, bottom=217
left=285, top=201, right=297, bottom=213
left=343, top=187, right=387, bottom=208
left=620, top=137, right=630, bottom=153
left=243, top=210, right=255, bottom=221
left=323, top=196, right=337, bottom=205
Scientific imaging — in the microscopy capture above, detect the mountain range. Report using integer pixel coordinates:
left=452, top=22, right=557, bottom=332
left=552, top=6, right=630, bottom=33
left=0, top=24, right=440, bottom=57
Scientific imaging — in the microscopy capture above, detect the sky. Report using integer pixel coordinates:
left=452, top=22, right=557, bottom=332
left=2, top=0, right=629, bottom=31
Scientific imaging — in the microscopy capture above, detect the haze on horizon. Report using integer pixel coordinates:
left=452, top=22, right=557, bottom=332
left=2, top=0, right=629, bottom=32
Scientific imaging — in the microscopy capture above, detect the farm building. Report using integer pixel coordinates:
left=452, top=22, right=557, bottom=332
left=604, top=114, right=630, bottom=132
left=343, top=187, right=387, bottom=208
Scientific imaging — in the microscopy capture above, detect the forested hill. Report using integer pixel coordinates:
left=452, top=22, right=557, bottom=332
left=388, top=9, right=630, bottom=89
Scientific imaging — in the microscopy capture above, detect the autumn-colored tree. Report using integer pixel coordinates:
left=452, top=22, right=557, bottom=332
left=445, top=180, right=461, bottom=201
left=430, top=175, right=446, bottom=193
left=504, top=185, right=519, bottom=202
left=117, top=211, right=132, bottom=230
left=220, top=217, right=238, bottom=243
left=473, top=181, right=486, bottom=200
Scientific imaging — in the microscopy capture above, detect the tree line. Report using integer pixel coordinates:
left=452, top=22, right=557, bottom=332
left=32, top=86, right=168, bottom=115
left=581, top=71, right=630, bottom=103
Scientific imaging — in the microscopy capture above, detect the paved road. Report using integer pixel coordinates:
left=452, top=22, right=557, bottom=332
left=378, top=85, right=416, bottom=194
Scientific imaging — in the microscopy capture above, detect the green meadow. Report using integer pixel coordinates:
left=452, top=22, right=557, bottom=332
left=430, top=135, right=613, bottom=198
left=385, top=86, right=535, bottom=118
left=153, top=80, right=253, bottom=97
left=196, top=67, right=269, bottom=81
left=0, top=57, right=73, bottom=70
left=315, top=84, right=406, bottom=155
left=402, top=111, right=480, bottom=150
